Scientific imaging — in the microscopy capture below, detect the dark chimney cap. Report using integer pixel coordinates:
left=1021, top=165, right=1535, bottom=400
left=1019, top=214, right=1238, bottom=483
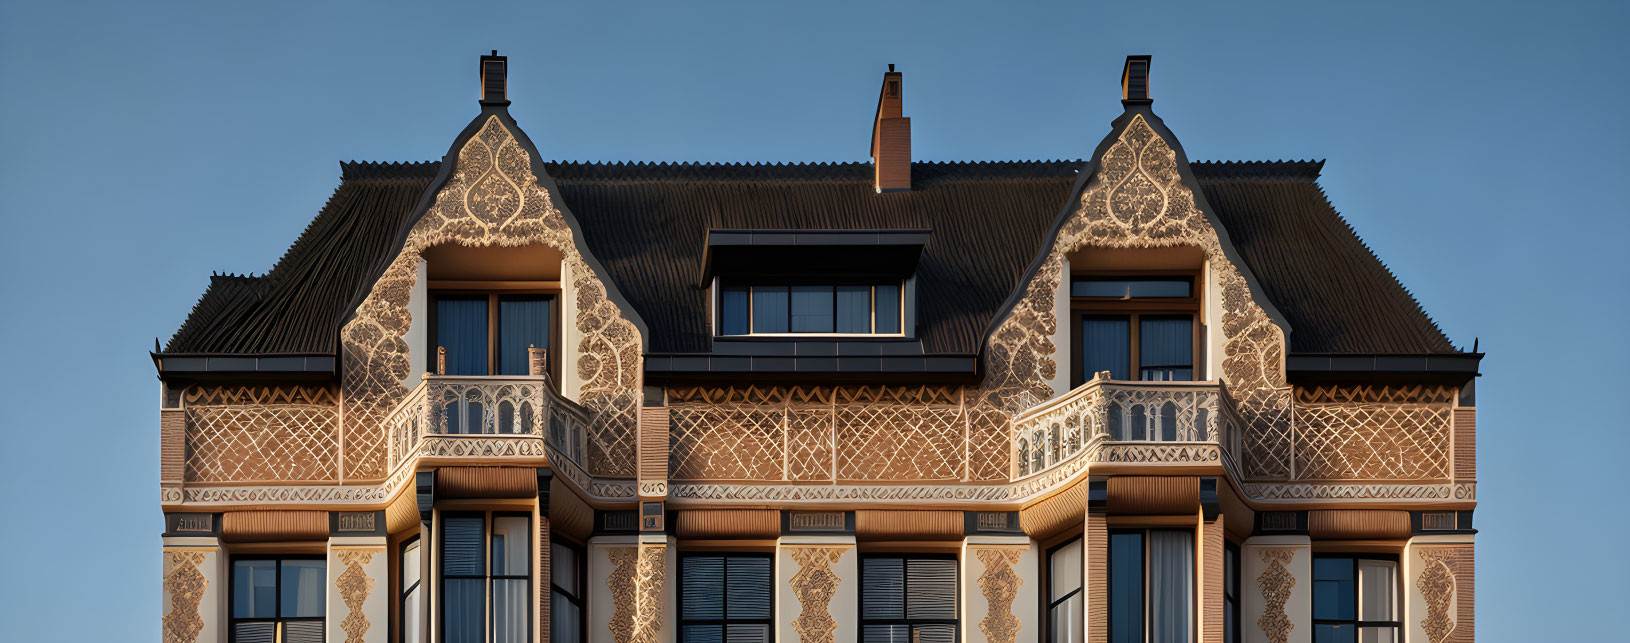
left=480, top=51, right=509, bottom=106
left=889, top=63, right=895, bottom=72
left=1121, top=55, right=1152, bottom=104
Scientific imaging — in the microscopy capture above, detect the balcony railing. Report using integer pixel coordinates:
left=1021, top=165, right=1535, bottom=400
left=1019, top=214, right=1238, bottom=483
left=386, top=375, right=591, bottom=471
left=1012, top=375, right=1241, bottom=478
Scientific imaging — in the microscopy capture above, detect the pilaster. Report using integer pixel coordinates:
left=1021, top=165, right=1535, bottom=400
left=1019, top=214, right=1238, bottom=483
left=590, top=534, right=673, bottom=643
left=962, top=535, right=1038, bottom=643
left=162, top=537, right=224, bottom=643
left=1405, top=535, right=1474, bottom=643
left=1240, top=536, right=1311, bottom=643
left=777, top=534, right=858, bottom=643
left=328, top=536, right=389, bottom=643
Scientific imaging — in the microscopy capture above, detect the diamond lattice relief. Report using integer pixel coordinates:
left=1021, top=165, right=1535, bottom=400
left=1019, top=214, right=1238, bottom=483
left=182, top=386, right=339, bottom=483
left=1291, top=385, right=1454, bottom=481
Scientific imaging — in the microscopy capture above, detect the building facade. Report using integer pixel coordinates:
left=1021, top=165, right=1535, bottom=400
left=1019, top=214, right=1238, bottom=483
left=155, top=54, right=1479, bottom=643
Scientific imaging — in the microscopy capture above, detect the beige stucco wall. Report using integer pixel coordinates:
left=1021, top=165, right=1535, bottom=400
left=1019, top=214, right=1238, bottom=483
left=403, top=258, right=427, bottom=387
left=162, top=538, right=225, bottom=643
left=962, top=537, right=1040, bottom=643
left=1240, top=536, right=1311, bottom=643
left=1049, top=256, right=1072, bottom=398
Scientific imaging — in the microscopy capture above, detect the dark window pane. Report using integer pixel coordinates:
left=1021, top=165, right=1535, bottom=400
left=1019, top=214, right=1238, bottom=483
left=720, top=287, right=750, bottom=335
left=437, top=298, right=488, bottom=375
left=280, top=560, right=326, bottom=617
left=1075, top=279, right=1132, bottom=297
left=1315, top=557, right=1354, bottom=581
left=725, top=623, right=771, bottom=643
left=790, top=286, right=834, bottom=332
left=835, top=286, right=872, bottom=333
left=682, top=556, right=725, bottom=619
left=1109, top=533, right=1144, bottom=643
left=861, top=558, right=904, bottom=619
left=905, top=558, right=957, bottom=620
left=232, top=622, right=276, bottom=643
left=751, top=287, right=788, bottom=333
left=1315, top=624, right=1357, bottom=643
left=727, top=557, right=773, bottom=620
left=442, top=517, right=486, bottom=575
left=1083, top=317, right=1131, bottom=380
left=1129, top=279, right=1192, bottom=298
left=862, top=624, right=910, bottom=643
left=498, top=297, right=550, bottom=375
left=1073, top=278, right=1191, bottom=298
left=1140, top=316, right=1193, bottom=381
left=282, top=621, right=325, bottom=643
left=551, top=592, right=581, bottom=643
left=551, top=543, right=579, bottom=596
left=683, top=625, right=723, bottom=643
left=233, top=560, right=277, bottom=618
left=444, top=578, right=485, bottom=643
left=874, top=284, right=901, bottom=334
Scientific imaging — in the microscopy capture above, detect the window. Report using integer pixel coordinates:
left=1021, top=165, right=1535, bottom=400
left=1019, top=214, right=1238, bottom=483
left=1071, top=276, right=1198, bottom=386
left=432, top=294, right=554, bottom=376
left=551, top=541, right=586, bottom=643
left=860, top=555, right=957, bottom=643
left=1109, top=529, right=1193, bottom=643
left=679, top=553, right=773, bottom=643
left=718, top=282, right=902, bottom=335
left=231, top=557, right=325, bottom=643
left=1224, top=543, right=1239, bottom=643
left=441, top=512, right=531, bottom=643
left=1049, top=538, right=1084, bottom=643
left=1312, top=556, right=1399, bottom=643
left=402, top=538, right=423, bottom=643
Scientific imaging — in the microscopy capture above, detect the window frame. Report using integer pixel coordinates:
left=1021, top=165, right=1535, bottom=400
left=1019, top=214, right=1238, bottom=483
left=675, top=551, right=775, bottom=642
left=1070, top=271, right=1202, bottom=386
left=227, top=554, right=327, bottom=643
left=428, top=291, right=559, bottom=377
left=716, top=279, right=906, bottom=338
left=858, top=553, right=960, bottom=643
left=1310, top=554, right=1402, bottom=642
left=1047, top=537, right=1085, bottom=643
left=1107, top=527, right=1197, bottom=643
left=438, top=511, right=534, bottom=643
left=1224, top=541, right=1240, bottom=643
left=549, top=537, right=588, bottom=643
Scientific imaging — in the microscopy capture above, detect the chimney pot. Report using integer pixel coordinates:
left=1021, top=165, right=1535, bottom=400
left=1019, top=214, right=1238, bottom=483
left=1121, top=55, right=1152, bottom=104
left=480, top=51, right=509, bottom=106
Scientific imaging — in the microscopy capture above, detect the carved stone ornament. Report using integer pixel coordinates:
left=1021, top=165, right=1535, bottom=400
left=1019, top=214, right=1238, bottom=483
left=341, top=115, right=643, bottom=479
left=608, top=545, right=667, bottom=643
left=182, top=385, right=339, bottom=483
left=789, top=547, right=848, bottom=643
left=336, top=549, right=381, bottom=643
left=162, top=551, right=208, bottom=643
left=1417, top=548, right=1456, bottom=643
left=1256, top=548, right=1297, bottom=643
left=966, top=113, right=1292, bottom=482
left=975, top=548, right=1026, bottom=643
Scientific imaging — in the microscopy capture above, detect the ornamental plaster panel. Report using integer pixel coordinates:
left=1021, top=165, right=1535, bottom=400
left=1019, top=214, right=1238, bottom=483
left=973, top=548, right=1026, bottom=643
left=789, top=547, right=848, bottom=643
left=1255, top=548, right=1297, bottom=643
left=341, top=115, right=642, bottom=480
left=965, top=114, right=1293, bottom=483
left=162, top=550, right=209, bottom=643
left=335, top=549, right=382, bottom=643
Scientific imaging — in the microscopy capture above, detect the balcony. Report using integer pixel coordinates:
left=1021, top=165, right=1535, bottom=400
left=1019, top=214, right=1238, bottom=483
left=1012, top=375, right=1241, bottom=478
left=386, top=374, right=590, bottom=474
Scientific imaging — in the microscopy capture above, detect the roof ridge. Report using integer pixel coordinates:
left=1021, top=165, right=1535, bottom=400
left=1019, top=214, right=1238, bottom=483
left=1191, top=159, right=1325, bottom=180
left=340, top=160, right=442, bottom=180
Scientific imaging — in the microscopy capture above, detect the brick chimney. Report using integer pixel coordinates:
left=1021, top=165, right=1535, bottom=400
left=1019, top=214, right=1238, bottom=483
left=1121, top=55, right=1152, bottom=104
left=869, top=64, right=911, bottom=193
left=480, top=50, right=509, bottom=105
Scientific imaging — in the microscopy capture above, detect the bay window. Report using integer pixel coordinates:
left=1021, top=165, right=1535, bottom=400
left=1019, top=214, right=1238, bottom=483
left=860, top=555, right=957, bottom=643
left=230, top=557, right=325, bottom=643
left=679, top=553, right=773, bottom=643
left=1312, top=556, right=1400, bottom=643
left=1109, top=529, right=1193, bottom=643
left=1072, top=276, right=1199, bottom=386
left=441, top=512, right=531, bottom=643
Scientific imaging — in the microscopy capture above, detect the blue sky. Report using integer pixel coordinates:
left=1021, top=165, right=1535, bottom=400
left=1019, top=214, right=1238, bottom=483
left=1, top=1, right=1624, bottom=640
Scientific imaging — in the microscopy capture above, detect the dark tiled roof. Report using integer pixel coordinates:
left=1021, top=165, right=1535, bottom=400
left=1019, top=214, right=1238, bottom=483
left=163, top=159, right=1458, bottom=357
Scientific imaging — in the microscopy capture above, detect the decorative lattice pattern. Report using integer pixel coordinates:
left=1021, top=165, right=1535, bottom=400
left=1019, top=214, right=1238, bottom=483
left=1292, top=385, right=1453, bottom=481
left=341, top=115, right=642, bottom=479
left=183, top=386, right=338, bottom=483
left=667, top=385, right=966, bottom=482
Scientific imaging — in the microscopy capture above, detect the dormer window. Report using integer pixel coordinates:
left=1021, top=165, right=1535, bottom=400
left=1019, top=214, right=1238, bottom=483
left=719, top=282, right=903, bottom=336
left=1071, top=274, right=1199, bottom=385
